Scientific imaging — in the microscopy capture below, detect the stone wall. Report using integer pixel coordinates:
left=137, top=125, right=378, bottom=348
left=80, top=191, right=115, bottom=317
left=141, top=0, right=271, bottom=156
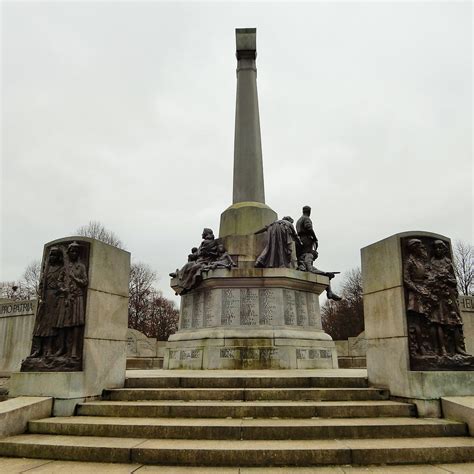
left=126, top=328, right=157, bottom=358
left=0, top=300, right=37, bottom=376
left=460, top=296, right=474, bottom=354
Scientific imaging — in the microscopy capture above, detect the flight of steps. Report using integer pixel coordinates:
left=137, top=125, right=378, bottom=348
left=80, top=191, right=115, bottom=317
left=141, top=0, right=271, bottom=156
left=0, top=373, right=473, bottom=467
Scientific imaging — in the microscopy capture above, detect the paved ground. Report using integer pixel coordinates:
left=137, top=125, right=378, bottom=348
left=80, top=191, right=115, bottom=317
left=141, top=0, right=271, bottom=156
left=0, top=458, right=473, bottom=473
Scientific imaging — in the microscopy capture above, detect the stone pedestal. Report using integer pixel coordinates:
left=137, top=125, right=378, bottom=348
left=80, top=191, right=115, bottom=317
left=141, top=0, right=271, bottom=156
left=361, top=231, right=474, bottom=416
left=164, top=268, right=337, bottom=370
left=9, top=237, right=130, bottom=415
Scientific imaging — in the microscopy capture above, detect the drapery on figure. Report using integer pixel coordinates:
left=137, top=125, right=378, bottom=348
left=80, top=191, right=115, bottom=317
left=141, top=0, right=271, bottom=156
left=295, top=205, right=341, bottom=301
left=30, top=246, right=64, bottom=358
left=404, top=238, right=431, bottom=355
left=428, top=239, right=468, bottom=356
left=170, top=228, right=234, bottom=294
left=254, top=216, right=301, bottom=268
left=54, top=241, right=88, bottom=359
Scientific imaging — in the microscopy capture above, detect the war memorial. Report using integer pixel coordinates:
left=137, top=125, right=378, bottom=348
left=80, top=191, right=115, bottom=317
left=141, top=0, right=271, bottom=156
left=0, top=29, right=473, bottom=471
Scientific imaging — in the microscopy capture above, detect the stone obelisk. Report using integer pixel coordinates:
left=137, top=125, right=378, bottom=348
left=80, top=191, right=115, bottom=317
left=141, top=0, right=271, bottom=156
left=219, top=28, right=277, bottom=243
left=164, top=28, right=337, bottom=370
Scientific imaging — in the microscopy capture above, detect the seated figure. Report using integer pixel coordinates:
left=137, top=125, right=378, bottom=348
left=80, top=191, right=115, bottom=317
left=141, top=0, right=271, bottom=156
left=170, top=229, right=234, bottom=294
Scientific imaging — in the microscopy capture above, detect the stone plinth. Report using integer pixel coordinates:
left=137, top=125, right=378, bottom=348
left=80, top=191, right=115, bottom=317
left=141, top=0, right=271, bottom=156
left=220, top=201, right=277, bottom=236
left=0, top=300, right=37, bottom=376
left=361, top=231, right=474, bottom=416
left=9, top=237, right=130, bottom=416
left=165, top=268, right=337, bottom=370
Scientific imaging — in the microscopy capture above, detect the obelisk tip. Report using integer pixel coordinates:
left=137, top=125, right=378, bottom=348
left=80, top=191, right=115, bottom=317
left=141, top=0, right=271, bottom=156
left=236, top=28, right=256, bottom=54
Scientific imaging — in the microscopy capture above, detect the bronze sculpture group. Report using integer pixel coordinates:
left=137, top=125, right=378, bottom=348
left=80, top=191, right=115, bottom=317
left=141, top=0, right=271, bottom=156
left=22, top=241, right=89, bottom=372
left=170, top=205, right=340, bottom=300
left=170, top=228, right=236, bottom=295
left=403, top=237, right=472, bottom=370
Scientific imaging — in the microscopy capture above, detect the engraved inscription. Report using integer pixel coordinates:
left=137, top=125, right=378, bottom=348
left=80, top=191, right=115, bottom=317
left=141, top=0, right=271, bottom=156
left=220, top=348, right=238, bottom=359
left=295, top=291, right=309, bottom=326
left=259, top=288, right=277, bottom=325
left=460, top=296, right=474, bottom=313
left=306, top=292, right=318, bottom=327
left=296, top=349, right=307, bottom=360
left=169, top=350, right=180, bottom=360
left=203, top=289, right=215, bottom=327
left=296, top=349, right=332, bottom=360
left=192, top=291, right=204, bottom=328
left=283, top=289, right=297, bottom=325
left=241, top=348, right=259, bottom=359
left=178, top=349, right=200, bottom=360
left=240, top=289, right=259, bottom=325
left=180, top=294, right=193, bottom=329
left=221, top=289, right=240, bottom=326
left=260, top=348, right=279, bottom=360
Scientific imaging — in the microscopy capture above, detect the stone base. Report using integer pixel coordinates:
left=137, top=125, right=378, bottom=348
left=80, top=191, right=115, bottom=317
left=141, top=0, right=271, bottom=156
left=20, top=355, right=82, bottom=372
left=167, top=268, right=336, bottom=370
left=164, top=328, right=337, bottom=370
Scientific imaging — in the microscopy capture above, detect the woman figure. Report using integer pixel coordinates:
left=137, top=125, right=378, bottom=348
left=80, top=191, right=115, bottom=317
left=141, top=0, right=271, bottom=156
left=54, top=241, right=88, bottom=359
left=30, top=247, right=64, bottom=358
left=429, top=240, right=468, bottom=356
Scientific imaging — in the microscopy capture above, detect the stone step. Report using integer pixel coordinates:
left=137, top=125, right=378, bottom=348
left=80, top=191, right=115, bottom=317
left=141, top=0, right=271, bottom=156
left=105, top=387, right=389, bottom=402
left=124, top=375, right=368, bottom=389
left=126, top=358, right=163, bottom=370
left=1, top=435, right=473, bottom=466
left=28, top=417, right=467, bottom=440
left=78, top=399, right=415, bottom=418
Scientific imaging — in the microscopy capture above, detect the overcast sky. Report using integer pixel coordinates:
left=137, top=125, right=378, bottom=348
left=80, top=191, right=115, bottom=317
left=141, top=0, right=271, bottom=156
left=1, top=1, right=472, bottom=303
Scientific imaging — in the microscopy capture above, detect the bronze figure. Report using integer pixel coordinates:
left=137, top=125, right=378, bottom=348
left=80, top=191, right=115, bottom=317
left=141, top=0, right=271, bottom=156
left=254, top=216, right=300, bottom=268
left=295, top=206, right=341, bottom=301
left=21, top=240, right=90, bottom=372
left=170, top=229, right=234, bottom=294
left=402, top=236, right=473, bottom=370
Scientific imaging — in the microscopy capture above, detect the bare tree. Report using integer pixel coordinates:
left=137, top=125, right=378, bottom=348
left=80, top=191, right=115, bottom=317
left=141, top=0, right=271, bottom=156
left=75, top=221, right=124, bottom=248
left=128, top=262, right=157, bottom=330
left=23, top=260, right=42, bottom=298
left=321, top=267, right=364, bottom=340
left=453, top=240, right=474, bottom=296
left=0, top=281, right=31, bottom=300
left=128, top=262, right=179, bottom=340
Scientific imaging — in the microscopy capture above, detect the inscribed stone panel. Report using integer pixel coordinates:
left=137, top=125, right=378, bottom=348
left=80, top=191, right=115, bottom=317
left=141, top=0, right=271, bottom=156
left=283, top=289, right=297, bottom=326
left=296, top=291, right=309, bottom=326
left=180, top=294, right=193, bottom=329
left=192, top=291, right=204, bottom=328
left=203, top=289, right=219, bottom=327
left=306, top=292, right=320, bottom=328
left=221, top=289, right=240, bottom=326
left=240, top=288, right=259, bottom=325
left=259, top=289, right=278, bottom=325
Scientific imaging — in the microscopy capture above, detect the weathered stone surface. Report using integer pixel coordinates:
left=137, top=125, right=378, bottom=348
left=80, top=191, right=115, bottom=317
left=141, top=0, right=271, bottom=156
left=0, top=396, right=52, bottom=437
left=127, top=329, right=157, bottom=358
left=442, top=396, right=474, bottom=435
left=220, top=202, right=278, bottom=238
left=0, top=299, right=36, bottom=375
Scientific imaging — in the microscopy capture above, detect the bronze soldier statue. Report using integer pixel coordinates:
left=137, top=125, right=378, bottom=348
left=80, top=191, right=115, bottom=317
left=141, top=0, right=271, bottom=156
left=295, top=206, right=341, bottom=301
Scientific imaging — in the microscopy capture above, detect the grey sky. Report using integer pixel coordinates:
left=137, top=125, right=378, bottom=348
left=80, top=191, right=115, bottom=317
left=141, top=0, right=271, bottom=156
left=1, top=1, right=472, bottom=303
